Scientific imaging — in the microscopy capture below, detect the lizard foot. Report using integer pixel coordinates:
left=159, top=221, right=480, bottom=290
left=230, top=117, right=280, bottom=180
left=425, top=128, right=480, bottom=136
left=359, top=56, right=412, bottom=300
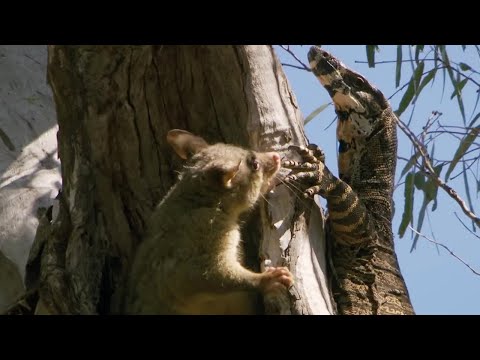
left=286, top=143, right=325, bottom=164
left=281, top=143, right=328, bottom=198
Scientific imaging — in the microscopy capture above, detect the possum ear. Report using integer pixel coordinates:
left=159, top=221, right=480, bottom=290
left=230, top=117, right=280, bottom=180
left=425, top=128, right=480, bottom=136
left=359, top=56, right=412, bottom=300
left=221, top=161, right=242, bottom=189
left=167, top=129, right=209, bottom=160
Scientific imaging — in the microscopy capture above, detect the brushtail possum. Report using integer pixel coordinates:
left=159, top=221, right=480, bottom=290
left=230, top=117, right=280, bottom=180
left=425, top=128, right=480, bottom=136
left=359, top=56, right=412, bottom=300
left=125, top=129, right=294, bottom=314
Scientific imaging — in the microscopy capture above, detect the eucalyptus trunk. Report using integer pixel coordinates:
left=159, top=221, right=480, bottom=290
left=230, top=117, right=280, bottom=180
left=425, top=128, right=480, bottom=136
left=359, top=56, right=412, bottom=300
left=8, top=45, right=334, bottom=315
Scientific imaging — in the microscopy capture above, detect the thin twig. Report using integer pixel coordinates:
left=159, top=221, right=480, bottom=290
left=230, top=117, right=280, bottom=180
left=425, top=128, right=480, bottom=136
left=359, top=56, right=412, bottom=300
left=454, top=212, right=480, bottom=240
left=396, top=116, right=480, bottom=229
left=427, top=130, right=470, bottom=137
left=450, top=156, right=480, bottom=181
left=357, top=56, right=480, bottom=89
left=281, top=63, right=310, bottom=71
left=420, top=111, right=441, bottom=144
left=388, top=67, right=447, bottom=100
left=408, top=225, right=480, bottom=276
left=355, top=59, right=438, bottom=65
left=436, top=57, right=480, bottom=88
left=279, top=45, right=311, bottom=72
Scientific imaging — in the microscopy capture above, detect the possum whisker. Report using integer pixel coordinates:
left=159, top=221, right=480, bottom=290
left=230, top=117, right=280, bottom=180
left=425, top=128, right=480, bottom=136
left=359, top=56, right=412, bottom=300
left=274, top=175, right=309, bottom=203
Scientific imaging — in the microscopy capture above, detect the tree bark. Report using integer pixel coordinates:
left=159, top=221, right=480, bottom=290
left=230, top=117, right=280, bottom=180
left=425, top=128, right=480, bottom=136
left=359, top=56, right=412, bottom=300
left=0, top=45, right=60, bottom=313
left=18, top=45, right=334, bottom=314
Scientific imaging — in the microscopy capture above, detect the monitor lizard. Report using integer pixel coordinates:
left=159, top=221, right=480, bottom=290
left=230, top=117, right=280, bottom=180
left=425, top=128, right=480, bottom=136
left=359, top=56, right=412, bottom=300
left=283, top=46, right=415, bottom=315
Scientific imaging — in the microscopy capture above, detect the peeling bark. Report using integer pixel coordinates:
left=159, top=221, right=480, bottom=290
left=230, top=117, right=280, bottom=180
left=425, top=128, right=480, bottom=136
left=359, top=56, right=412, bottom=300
left=17, top=45, right=334, bottom=314
left=0, top=45, right=60, bottom=313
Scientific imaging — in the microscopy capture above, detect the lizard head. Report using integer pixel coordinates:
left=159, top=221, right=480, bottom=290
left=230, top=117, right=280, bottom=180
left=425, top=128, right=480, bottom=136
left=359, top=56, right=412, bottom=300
left=307, top=46, right=398, bottom=185
left=307, top=46, right=389, bottom=121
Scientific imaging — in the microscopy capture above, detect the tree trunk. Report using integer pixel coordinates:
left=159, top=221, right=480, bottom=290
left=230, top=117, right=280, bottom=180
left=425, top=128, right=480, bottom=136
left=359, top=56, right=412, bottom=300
left=13, top=45, right=334, bottom=314
left=0, top=45, right=60, bottom=313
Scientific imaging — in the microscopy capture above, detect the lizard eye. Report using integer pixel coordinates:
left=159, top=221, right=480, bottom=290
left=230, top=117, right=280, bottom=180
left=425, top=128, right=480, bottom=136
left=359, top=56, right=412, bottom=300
left=353, top=76, right=365, bottom=87
left=251, top=159, right=260, bottom=171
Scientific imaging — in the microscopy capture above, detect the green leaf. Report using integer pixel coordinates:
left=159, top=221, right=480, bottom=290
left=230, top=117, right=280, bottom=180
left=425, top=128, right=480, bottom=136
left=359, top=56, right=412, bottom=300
left=455, top=74, right=467, bottom=125
left=417, top=68, right=437, bottom=94
left=414, top=62, right=425, bottom=88
left=414, top=45, right=424, bottom=64
left=432, top=193, right=439, bottom=212
left=450, top=78, right=468, bottom=100
left=445, top=126, right=480, bottom=181
left=411, top=165, right=443, bottom=250
left=398, top=172, right=415, bottom=238
left=304, top=103, right=331, bottom=125
left=366, top=45, right=378, bottom=68
left=414, top=172, right=426, bottom=190
left=470, top=95, right=480, bottom=126
left=400, top=151, right=421, bottom=178
left=468, top=112, right=480, bottom=127
left=459, top=62, right=472, bottom=71
left=440, top=46, right=467, bottom=124
left=437, top=46, right=447, bottom=100
left=395, top=62, right=424, bottom=116
left=441, top=66, right=446, bottom=99
left=411, top=198, right=429, bottom=252
left=424, top=178, right=439, bottom=202
left=433, top=164, right=444, bottom=176
left=463, top=161, right=476, bottom=224
left=396, top=45, right=402, bottom=87
left=458, top=97, right=467, bottom=125
left=395, top=80, right=416, bottom=117
left=412, top=61, right=425, bottom=103
left=430, top=161, right=442, bottom=212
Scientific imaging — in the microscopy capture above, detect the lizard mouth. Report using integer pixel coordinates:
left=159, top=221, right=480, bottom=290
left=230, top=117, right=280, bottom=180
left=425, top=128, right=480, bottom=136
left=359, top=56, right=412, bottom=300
left=308, top=47, right=350, bottom=93
left=308, top=46, right=341, bottom=76
left=307, top=46, right=366, bottom=113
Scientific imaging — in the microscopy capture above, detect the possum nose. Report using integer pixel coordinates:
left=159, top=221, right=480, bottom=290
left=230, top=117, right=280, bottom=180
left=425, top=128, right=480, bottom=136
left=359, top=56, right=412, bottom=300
left=269, top=152, right=281, bottom=169
left=267, top=152, right=281, bottom=173
left=272, top=153, right=280, bottom=164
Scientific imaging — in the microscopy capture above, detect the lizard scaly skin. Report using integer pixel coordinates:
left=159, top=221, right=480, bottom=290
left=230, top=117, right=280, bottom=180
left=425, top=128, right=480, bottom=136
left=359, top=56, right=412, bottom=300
left=284, top=46, right=415, bottom=315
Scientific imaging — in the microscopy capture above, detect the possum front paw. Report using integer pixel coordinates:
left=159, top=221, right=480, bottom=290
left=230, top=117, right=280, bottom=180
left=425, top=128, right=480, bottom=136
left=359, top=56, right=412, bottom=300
left=259, top=267, right=294, bottom=294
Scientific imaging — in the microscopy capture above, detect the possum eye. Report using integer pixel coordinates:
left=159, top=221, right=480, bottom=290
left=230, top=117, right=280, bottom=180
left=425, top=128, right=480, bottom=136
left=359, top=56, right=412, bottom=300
left=251, top=159, right=260, bottom=171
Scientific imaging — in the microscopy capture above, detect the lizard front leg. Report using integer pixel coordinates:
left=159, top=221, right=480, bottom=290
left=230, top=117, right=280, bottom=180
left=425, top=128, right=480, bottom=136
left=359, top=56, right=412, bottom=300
left=282, top=144, right=375, bottom=245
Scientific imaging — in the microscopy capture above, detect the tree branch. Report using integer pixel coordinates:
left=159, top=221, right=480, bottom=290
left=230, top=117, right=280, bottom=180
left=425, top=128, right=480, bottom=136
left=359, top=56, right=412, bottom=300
left=281, top=63, right=310, bottom=71
left=454, top=212, right=480, bottom=240
left=396, top=116, right=480, bottom=229
left=278, top=45, right=311, bottom=72
left=355, top=56, right=480, bottom=89
left=408, top=226, right=480, bottom=276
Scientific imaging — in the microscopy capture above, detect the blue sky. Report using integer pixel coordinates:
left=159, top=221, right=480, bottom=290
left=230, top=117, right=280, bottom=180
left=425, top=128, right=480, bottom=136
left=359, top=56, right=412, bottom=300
left=275, top=45, right=480, bottom=315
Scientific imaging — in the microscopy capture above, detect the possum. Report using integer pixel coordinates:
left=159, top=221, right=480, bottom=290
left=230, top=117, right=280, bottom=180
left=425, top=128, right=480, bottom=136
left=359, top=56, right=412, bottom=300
left=124, top=129, right=294, bottom=314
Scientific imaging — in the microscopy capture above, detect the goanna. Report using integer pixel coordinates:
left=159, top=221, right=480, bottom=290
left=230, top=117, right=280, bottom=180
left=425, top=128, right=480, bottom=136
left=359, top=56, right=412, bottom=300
left=283, top=46, right=415, bottom=315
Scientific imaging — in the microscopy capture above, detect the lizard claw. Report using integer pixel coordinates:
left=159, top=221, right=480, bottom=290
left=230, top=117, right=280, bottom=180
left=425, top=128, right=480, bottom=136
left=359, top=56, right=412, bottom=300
left=304, top=185, right=322, bottom=198
left=284, top=170, right=322, bottom=185
left=281, top=160, right=320, bottom=171
left=287, top=144, right=325, bottom=164
left=307, top=143, right=326, bottom=163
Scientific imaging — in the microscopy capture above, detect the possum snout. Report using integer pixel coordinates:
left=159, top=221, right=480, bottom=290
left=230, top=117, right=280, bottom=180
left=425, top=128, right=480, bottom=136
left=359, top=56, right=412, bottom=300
left=260, top=152, right=281, bottom=194
left=264, top=152, right=281, bottom=174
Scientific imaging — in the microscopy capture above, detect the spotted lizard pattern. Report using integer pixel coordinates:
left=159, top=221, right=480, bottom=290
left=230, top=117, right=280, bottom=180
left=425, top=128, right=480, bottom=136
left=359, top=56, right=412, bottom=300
left=283, top=46, right=415, bottom=315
